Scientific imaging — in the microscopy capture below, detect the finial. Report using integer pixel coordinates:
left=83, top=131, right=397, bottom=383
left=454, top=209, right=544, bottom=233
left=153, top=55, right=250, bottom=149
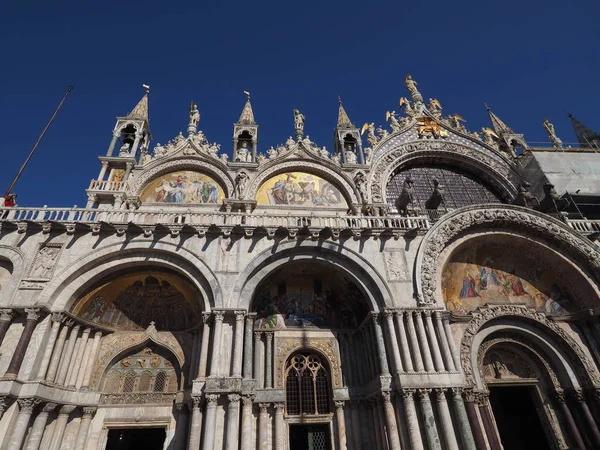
left=244, top=90, right=251, bottom=100
left=142, top=84, right=150, bottom=95
left=565, top=108, right=572, bottom=118
left=484, top=102, right=490, bottom=111
left=338, top=95, right=342, bottom=104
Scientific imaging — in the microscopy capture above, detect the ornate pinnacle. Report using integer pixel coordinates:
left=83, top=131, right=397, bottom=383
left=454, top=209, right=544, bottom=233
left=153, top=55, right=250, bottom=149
left=336, top=97, right=354, bottom=128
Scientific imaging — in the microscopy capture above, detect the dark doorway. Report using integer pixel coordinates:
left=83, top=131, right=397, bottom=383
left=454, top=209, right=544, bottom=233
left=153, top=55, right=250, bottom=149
left=106, top=427, right=166, bottom=450
left=489, top=386, right=551, bottom=450
left=289, top=424, right=331, bottom=450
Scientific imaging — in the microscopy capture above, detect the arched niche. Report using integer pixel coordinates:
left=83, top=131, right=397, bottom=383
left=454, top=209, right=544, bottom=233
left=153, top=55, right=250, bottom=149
left=0, top=258, right=13, bottom=295
left=250, top=260, right=370, bottom=330
left=139, top=169, right=225, bottom=205
left=70, top=269, right=203, bottom=331
left=440, top=233, right=598, bottom=315
left=255, top=171, right=347, bottom=208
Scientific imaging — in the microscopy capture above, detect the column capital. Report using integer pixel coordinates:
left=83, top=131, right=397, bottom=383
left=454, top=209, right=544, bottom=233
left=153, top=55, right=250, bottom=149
left=192, top=396, right=203, bottom=407
left=553, top=389, right=567, bottom=403
left=371, top=312, right=381, bottom=323
left=335, top=400, right=346, bottom=409
left=51, top=312, right=65, bottom=323
left=42, top=402, right=58, bottom=413
left=450, top=387, right=465, bottom=398
left=0, top=309, right=13, bottom=322
left=213, top=311, right=225, bottom=323
left=234, top=310, right=246, bottom=321
left=412, top=310, right=422, bottom=318
left=259, top=403, right=270, bottom=413
left=206, top=394, right=219, bottom=405
left=463, top=388, right=477, bottom=402
left=394, top=310, right=405, bottom=319
left=242, top=395, right=255, bottom=406
left=0, top=396, right=8, bottom=413
left=383, top=310, right=395, bottom=320
left=228, top=394, right=241, bottom=403
left=274, top=402, right=285, bottom=413
left=265, top=331, right=273, bottom=342
left=82, top=406, right=97, bottom=418
left=433, top=388, right=448, bottom=402
left=17, top=398, right=40, bottom=412
left=473, top=391, right=489, bottom=406
left=93, top=330, right=103, bottom=338
left=422, top=309, right=433, bottom=318
left=571, top=389, right=585, bottom=403
left=400, top=388, right=416, bottom=400
left=202, top=312, right=212, bottom=324
left=416, top=388, right=432, bottom=401
left=254, top=331, right=263, bottom=340
left=59, top=404, right=77, bottom=415
left=25, top=308, right=41, bottom=321
left=380, top=391, right=392, bottom=403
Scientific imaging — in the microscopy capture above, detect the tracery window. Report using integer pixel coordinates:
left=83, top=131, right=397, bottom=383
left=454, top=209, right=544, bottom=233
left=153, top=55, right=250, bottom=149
left=285, top=354, right=331, bottom=416
left=387, top=165, right=501, bottom=212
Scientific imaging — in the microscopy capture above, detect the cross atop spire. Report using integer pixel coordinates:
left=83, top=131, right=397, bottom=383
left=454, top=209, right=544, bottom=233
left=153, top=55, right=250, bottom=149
left=567, top=112, right=600, bottom=146
left=126, top=89, right=149, bottom=121
left=486, top=103, right=513, bottom=135
left=336, top=97, right=354, bottom=128
left=238, top=93, right=255, bottom=125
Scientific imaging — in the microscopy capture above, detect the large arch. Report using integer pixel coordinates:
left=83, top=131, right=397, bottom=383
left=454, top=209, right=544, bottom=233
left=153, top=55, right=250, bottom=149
left=414, top=205, right=600, bottom=307
left=38, top=241, right=222, bottom=312
left=229, top=240, right=392, bottom=312
left=0, top=245, right=25, bottom=305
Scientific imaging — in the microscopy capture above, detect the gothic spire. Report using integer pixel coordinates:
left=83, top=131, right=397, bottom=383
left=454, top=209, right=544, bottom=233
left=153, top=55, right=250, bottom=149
left=126, top=90, right=149, bottom=121
left=336, top=97, right=354, bottom=128
left=567, top=112, right=600, bottom=146
left=486, top=104, right=513, bottom=135
left=238, top=94, right=256, bottom=125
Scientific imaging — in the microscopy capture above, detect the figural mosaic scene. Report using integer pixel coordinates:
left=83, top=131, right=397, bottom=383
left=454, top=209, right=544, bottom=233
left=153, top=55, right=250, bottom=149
left=1, top=74, right=600, bottom=450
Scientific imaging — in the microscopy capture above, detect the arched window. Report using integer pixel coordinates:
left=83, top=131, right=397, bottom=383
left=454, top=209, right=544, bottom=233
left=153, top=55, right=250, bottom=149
left=103, top=370, right=121, bottom=393
left=138, top=371, right=152, bottom=392
left=123, top=371, right=136, bottom=393
left=285, top=354, right=331, bottom=416
left=154, top=371, right=167, bottom=392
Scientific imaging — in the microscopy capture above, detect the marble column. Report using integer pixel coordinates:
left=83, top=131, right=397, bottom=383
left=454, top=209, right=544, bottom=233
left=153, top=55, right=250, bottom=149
left=376, top=399, right=389, bottom=450
left=406, top=311, right=425, bottom=372
left=265, top=332, right=273, bottom=388
left=36, top=314, right=63, bottom=380
left=423, top=311, right=445, bottom=372
left=45, top=320, right=71, bottom=383
left=450, top=388, right=476, bottom=450
left=5, top=308, right=40, bottom=378
left=55, top=324, right=80, bottom=385
left=414, top=312, right=435, bottom=373
left=0, top=309, right=14, bottom=346
left=350, top=401, right=362, bottom=450
left=241, top=396, right=255, bottom=450
left=417, top=389, right=441, bottom=450
left=334, top=401, right=348, bottom=450
left=76, top=333, right=94, bottom=388
left=232, top=311, right=245, bottom=377
left=70, top=328, right=91, bottom=388
left=554, top=390, right=587, bottom=450
left=258, top=403, right=270, bottom=449
left=48, top=405, right=76, bottom=450
left=463, top=390, right=487, bottom=450
left=198, top=313, right=211, bottom=378
left=382, top=393, right=402, bottom=450
left=476, top=393, right=501, bottom=450
left=395, top=311, right=414, bottom=372
left=188, top=396, right=203, bottom=450
left=73, top=406, right=96, bottom=450
left=243, top=314, right=254, bottom=379
left=275, top=402, right=286, bottom=450
left=402, top=389, right=424, bottom=450
left=441, top=313, right=461, bottom=372
left=202, top=394, right=219, bottom=450
left=254, top=332, right=263, bottom=386
left=434, top=389, right=459, bottom=450
left=369, top=400, right=382, bottom=450
left=434, top=311, right=455, bottom=371
left=106, top=132, right=119, bottom=157
left=209, top=311, right=224, bottom=376
left=384, top=311, right=403, bottom=374
left=82, top=331, right=103, bottom=388
left=226, top=394, right=241, bottom=450
left=7, top=398, right=39, bottom=450
left=371, top=313, right=390, bottom=375
left=25, top=402, right=57, bottom=450
left=573, top=389, right=600, bottom=448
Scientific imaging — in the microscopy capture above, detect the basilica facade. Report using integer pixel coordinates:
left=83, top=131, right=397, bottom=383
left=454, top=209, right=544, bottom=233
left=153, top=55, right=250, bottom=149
left=0, top=77, right=600, bottom=450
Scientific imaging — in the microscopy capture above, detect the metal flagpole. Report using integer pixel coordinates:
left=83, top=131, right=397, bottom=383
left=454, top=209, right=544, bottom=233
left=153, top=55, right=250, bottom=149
left=4, top=85, right=74, bottom=197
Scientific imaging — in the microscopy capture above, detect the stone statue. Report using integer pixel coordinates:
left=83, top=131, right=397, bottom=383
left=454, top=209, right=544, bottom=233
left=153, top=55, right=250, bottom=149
left=119, top=143, right=131, bottom=156
left=362, top=122, right=379, bottom=148
left=404, top=74, right=424, bottom=110
left=189, top=102, right=200, bottom=126
left=539, top=183, right=569, bottom=214
left=376, top=126, right=389, bottom=139
left=512, top=181, right=539, bottom=209
left=425, top=179, right=444, bottom=210
left=174, top=131, right=185, bottom=145
left=354, top=172, right=368, bottom=204
left=481, top=128, right=498, bottom=148
left=286, top=136, right=295, bottom=148
left=207, top=143, right=220, bottom=158
left=449, top=114, right=467, bottom=133
left=236, top=141, right=251, bottom=162
left=257, top=153, right=267, bottom=164
left=428, top=98, right=442, bottom=119
left=293, top=109, right=305, bottom=139
left=387, top=111, right=402, bottom=133
left=141, top=152, right=153, bottom=165
left=267, top=147, right=278, bottom=159
left=30, top=246, right=60, bottom=279
left=543, top=118, right=563, bottom=150
left=395, top=177, right=415, bottom=216
left=154, top=143, right=167, bottom=157
left=220, top=153, right=229, bottom=164
left=302, top=136, right=312, bottom=146
left=399, top=97, right=416, bottom=119
left=319, top=146, right=330, bottom=159
left=345, top=149, right=357, bottom=164
left=234, top=172, right=249, bottom=199
left=332, top=154, right=341, bottom=165
left=364, top=146, right=373, bottom=163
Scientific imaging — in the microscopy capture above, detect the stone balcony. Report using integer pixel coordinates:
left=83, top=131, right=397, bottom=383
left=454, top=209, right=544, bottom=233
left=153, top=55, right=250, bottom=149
left=0, top=206, right=431, bottom=239
left=87, top=179, right=125, bottom=191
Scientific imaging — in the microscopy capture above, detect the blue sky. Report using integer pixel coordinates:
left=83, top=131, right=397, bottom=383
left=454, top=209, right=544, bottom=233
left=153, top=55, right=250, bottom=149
left=1, top=1, right=599, bottom=207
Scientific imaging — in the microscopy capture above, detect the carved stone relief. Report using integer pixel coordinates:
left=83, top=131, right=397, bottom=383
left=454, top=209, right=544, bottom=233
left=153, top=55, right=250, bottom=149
left=26, top=243, right=63, bottom=281
left=383, top=249, right=410, bottom=282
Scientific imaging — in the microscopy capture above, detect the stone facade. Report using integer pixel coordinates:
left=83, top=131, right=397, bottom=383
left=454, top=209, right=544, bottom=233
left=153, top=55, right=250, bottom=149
left=1, top=82, right=600, bottom=449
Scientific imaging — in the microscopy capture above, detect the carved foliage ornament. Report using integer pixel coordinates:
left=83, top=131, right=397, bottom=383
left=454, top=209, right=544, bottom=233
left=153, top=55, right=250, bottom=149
left=417, top=205, right=600, bottom=306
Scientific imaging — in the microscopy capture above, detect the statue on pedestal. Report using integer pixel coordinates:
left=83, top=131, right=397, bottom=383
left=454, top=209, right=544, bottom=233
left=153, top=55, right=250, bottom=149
left=543, top=118, right=563, bottom=150
left=236, top=141, right=251, bottom=162
left=293, top=109, right=305, bottom=140
left=405, top=74, right=424, bottom=112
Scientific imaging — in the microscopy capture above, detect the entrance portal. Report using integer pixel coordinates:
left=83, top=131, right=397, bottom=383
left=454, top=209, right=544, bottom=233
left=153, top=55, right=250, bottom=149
left=289, top=424, right=331, bottom=450
left=106, top=427, right=166, bottom=450
left=489, top=386, right=551, bottom=450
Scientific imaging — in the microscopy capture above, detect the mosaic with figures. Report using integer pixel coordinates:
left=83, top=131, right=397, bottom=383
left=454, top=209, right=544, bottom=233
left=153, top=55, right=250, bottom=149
left=140, top=170, right=224, bottom=204
left=256, top=172, right=346, bottom=207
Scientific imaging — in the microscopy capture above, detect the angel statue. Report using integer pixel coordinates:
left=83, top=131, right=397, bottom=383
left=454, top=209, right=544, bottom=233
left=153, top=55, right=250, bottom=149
left=361, top=122, right=379, bottom=149
left=449, top=114, right=467, bottom=133
left=428, top=99, right=442, bottom=119
left=399, top=97, right=416, bottom=119
left=376, top=126, right=389, bottom=139
left=354, top=172, right=368, bottom=204
left=293, top=109, right=305, bottom=140
left=386, top=111, right=402, bottom=133
left=481, top=127, right=499, bottom=148
left=543, top=118, right=563, bottom=150
left=189, top=102, right=200, bottom=126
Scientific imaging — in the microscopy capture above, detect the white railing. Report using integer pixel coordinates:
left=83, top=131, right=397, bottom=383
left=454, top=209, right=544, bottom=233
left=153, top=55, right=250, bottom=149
left=88, top=180, right=125, bottom=191
left=0, top=207, right=431, bottom=231
left=565, top=218, right=600, bottom=234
